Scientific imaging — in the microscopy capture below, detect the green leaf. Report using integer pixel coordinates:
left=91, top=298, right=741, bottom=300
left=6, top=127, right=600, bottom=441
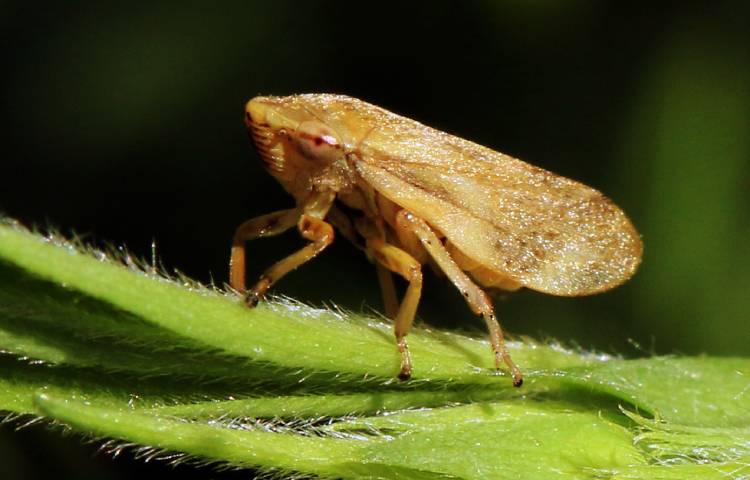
left=0, top=218, right=748, bottom=479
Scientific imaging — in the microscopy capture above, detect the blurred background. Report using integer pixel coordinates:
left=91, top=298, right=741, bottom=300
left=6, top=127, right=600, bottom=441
left=1, top=1, right=749, bottom=478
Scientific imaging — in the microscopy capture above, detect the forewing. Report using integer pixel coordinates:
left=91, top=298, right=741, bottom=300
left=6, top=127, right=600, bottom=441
left=354, top=112, right=642, bottom=296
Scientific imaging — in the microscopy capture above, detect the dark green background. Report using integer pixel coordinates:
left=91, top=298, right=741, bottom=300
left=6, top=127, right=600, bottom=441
left=1, top=1, right=749, bottom=478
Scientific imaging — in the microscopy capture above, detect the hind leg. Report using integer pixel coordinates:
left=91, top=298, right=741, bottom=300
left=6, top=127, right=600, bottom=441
left=395, top=210, right=523, bottom=387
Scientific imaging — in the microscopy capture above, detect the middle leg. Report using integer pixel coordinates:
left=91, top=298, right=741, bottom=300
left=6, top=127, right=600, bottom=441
left=375, top=264, right=399, bottom=319
left=367, top=237, right=423, bottom=381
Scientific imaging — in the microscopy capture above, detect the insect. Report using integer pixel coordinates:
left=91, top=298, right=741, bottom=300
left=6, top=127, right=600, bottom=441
left=230, top=94, right=642, bottom=386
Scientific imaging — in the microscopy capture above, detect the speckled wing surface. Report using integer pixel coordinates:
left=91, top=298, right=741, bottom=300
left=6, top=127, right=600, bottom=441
left=299, top=95, right=643, bottom=296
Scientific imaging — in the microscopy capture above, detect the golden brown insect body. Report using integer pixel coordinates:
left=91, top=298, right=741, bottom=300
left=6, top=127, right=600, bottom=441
left=231, top=94, right=642, bottom=386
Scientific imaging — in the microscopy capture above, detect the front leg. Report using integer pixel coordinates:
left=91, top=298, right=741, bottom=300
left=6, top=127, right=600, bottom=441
left=230, top=208, right=301, bottom=292
left=230, top=190, right=336, bottom=305
left=246, top=214, right=334, bottom=306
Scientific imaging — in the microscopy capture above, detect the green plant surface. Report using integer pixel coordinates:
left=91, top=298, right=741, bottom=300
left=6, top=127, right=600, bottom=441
left=0, top=218, right=748, bottom=479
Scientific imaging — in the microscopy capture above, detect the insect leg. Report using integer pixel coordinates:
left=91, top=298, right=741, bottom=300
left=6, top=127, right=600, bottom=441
left=329, top=205, right=401, bottom=316
left=375, top=264, right=399, bottom=319
left=230, top=209, right=301, bottom=291
left=396, top=210, right=523, bottom=387
left=367, top=237, right=422, bottom=381
left=245, top=214, right=335, bottom=307
left=325, top=205, right=360, bottom=248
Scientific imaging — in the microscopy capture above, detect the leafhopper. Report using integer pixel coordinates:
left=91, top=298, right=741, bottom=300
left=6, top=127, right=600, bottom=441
left=230, top=94, right=642, bottom=386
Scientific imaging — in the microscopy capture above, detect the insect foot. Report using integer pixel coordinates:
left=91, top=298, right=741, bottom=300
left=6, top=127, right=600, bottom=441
left=244, top=291, right=261, bottom=308
left=496, top=350, right=524, bottom=388
left=395, top=333, right=414, bottom=381
left=245, top=277, right=271, bottom=308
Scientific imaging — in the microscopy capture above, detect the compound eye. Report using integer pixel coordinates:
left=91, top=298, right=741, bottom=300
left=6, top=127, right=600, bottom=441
left=293, top=121, right=342, bottom=163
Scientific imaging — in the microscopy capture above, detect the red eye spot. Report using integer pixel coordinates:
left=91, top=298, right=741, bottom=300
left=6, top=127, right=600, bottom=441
left=294, top=121, right=342, bottom=162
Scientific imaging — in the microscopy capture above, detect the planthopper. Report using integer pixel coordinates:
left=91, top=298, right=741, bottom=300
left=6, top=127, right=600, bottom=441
left=230, top=94, right=642, bottom=387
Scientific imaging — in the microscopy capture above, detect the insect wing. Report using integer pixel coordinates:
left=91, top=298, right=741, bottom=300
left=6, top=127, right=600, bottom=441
left=354, top=119, right=642, bottom=297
